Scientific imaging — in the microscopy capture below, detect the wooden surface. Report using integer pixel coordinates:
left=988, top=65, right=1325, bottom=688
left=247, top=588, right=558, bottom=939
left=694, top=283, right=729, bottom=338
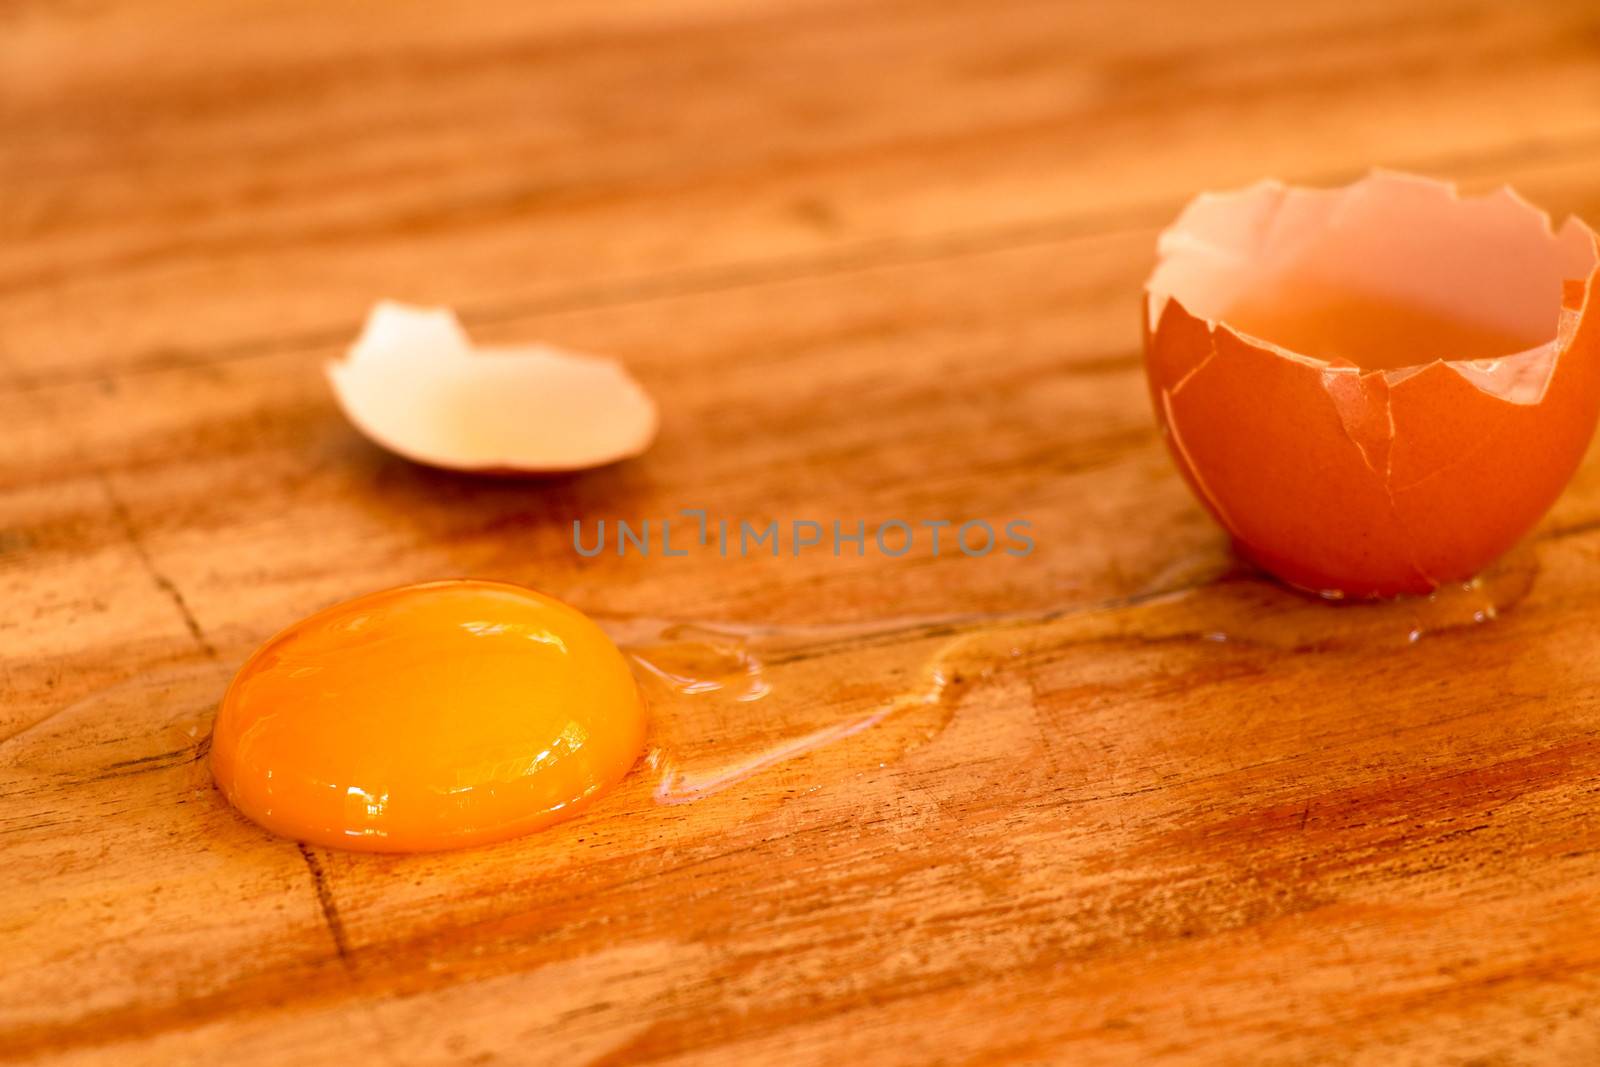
left=6, top=1, right=1600, bottom=1063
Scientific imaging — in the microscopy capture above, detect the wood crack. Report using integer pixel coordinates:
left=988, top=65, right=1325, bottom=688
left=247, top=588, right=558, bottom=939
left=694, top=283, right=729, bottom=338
left=96, top=469, right=218, bottom=661
left=297, top=842, right=353, bottom=965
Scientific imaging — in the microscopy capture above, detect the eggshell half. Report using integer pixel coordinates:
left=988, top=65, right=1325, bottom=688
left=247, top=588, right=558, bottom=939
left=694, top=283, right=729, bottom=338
left=1144, top=171, right=1600, bottom=598
left=327, top=301, right=658, bottom=473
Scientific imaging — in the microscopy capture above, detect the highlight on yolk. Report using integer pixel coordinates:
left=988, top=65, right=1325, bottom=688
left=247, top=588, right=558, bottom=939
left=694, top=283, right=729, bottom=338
left=210, top=579, right=646, bottom=852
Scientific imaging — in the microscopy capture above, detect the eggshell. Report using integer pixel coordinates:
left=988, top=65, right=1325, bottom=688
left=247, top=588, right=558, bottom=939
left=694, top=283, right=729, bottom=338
left=327, top=301, right=658, bottom=473
left=1144, top=171, right=1600, bottom=598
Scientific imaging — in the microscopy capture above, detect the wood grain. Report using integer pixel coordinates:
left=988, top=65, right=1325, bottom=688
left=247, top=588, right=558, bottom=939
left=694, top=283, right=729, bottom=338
left=5, top=1, right=1600, bottom=1063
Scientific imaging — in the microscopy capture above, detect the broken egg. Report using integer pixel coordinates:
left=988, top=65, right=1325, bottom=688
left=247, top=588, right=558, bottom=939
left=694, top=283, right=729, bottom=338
left=327, top=302, right=658, bottom=473
left=1144, top=171, right=1600, bottom=598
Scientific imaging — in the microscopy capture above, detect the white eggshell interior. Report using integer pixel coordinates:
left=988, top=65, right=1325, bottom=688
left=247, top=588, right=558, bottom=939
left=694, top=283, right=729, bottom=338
left=327, top=302, right=658, bottom=472
left=1145, top=172, right=1598, bottom=399
left=1149, top=172, right=1596, bottom=338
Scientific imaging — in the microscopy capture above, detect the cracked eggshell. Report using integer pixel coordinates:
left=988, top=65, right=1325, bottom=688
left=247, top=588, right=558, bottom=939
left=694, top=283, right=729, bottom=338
left=327, top=302, right=658, bottom=474
left=1144, top=171, right=1600, bottom=598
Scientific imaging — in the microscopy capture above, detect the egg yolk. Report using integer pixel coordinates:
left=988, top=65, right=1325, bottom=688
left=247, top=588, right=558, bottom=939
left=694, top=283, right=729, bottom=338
left=210, top=580, right=646, bottom=852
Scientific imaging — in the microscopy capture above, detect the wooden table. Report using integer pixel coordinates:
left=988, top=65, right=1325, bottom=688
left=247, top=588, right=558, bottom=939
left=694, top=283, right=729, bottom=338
left=6, top=1, right=1600, bottom=1063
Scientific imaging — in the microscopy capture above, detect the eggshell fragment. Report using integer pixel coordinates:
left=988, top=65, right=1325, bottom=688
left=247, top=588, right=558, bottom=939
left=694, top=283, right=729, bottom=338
left=1144, top=171, right=1600, bottom=598
left=327, top=301, right=658, bottom=473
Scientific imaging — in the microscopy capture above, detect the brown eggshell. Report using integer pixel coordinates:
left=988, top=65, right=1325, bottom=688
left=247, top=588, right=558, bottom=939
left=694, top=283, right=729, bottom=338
left=1143, top=172, right=1600, bottom=598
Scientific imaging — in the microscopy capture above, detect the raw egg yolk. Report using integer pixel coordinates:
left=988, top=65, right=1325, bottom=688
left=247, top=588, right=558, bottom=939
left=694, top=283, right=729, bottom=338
left=210, top=580, right=646, bottom=852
